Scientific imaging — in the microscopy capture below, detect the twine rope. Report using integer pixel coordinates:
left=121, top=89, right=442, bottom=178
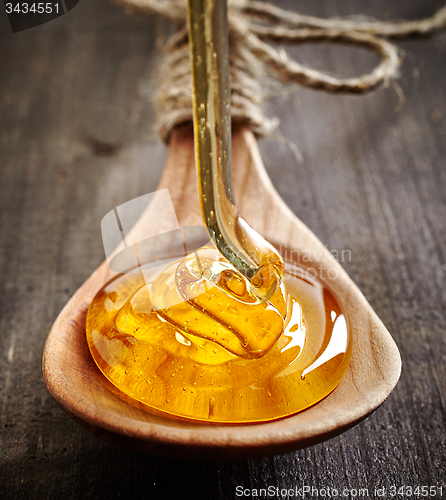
left=114, top=0, right=446, bottom=142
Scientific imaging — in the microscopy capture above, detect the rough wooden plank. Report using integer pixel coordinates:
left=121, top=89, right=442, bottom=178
left=1, top=0, right=445, bottom=498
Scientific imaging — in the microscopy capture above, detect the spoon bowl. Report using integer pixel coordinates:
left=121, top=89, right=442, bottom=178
left=43, top=126, right=401, bottom=460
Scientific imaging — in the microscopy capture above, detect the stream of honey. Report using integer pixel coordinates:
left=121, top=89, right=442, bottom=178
left=85, top=0, right=351, bottom=423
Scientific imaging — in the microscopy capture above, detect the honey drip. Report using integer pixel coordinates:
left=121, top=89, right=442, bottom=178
left=86, top=0, right=351, bottom=423
left=188, top=0, right=284, bottom=301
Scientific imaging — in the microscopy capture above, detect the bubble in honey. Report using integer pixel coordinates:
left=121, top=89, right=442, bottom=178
left=86, top=247, right=351, bottom=423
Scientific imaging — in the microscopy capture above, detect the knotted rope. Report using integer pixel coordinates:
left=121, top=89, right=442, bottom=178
left=114, top=0, right=446, bottom=142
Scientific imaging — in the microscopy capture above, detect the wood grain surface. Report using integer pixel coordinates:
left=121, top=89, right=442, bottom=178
left=1, top=0, right=445, bottom=497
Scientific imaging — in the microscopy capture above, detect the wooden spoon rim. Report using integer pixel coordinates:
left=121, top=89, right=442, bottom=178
left=43, top=257, right=401, bottom=458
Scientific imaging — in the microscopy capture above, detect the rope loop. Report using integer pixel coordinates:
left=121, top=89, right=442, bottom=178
left=113, top=0, right=446, bottom=141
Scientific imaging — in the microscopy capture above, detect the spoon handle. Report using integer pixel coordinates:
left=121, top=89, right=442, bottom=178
left=155, top=126, right=324, bottom=264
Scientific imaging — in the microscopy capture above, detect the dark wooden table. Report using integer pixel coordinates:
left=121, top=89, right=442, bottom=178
left=1, top=0, right=445, bottom=498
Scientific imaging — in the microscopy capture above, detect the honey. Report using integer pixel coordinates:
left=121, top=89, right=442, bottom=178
left=85, top=0, right=351, bottom=423
left=86, top=246, right=351, bottom=422
left=187, top=0, right=285, bottom=301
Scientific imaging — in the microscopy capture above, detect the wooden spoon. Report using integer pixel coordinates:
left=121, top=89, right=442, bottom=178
left=42, top=125, right=401, bottom=460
